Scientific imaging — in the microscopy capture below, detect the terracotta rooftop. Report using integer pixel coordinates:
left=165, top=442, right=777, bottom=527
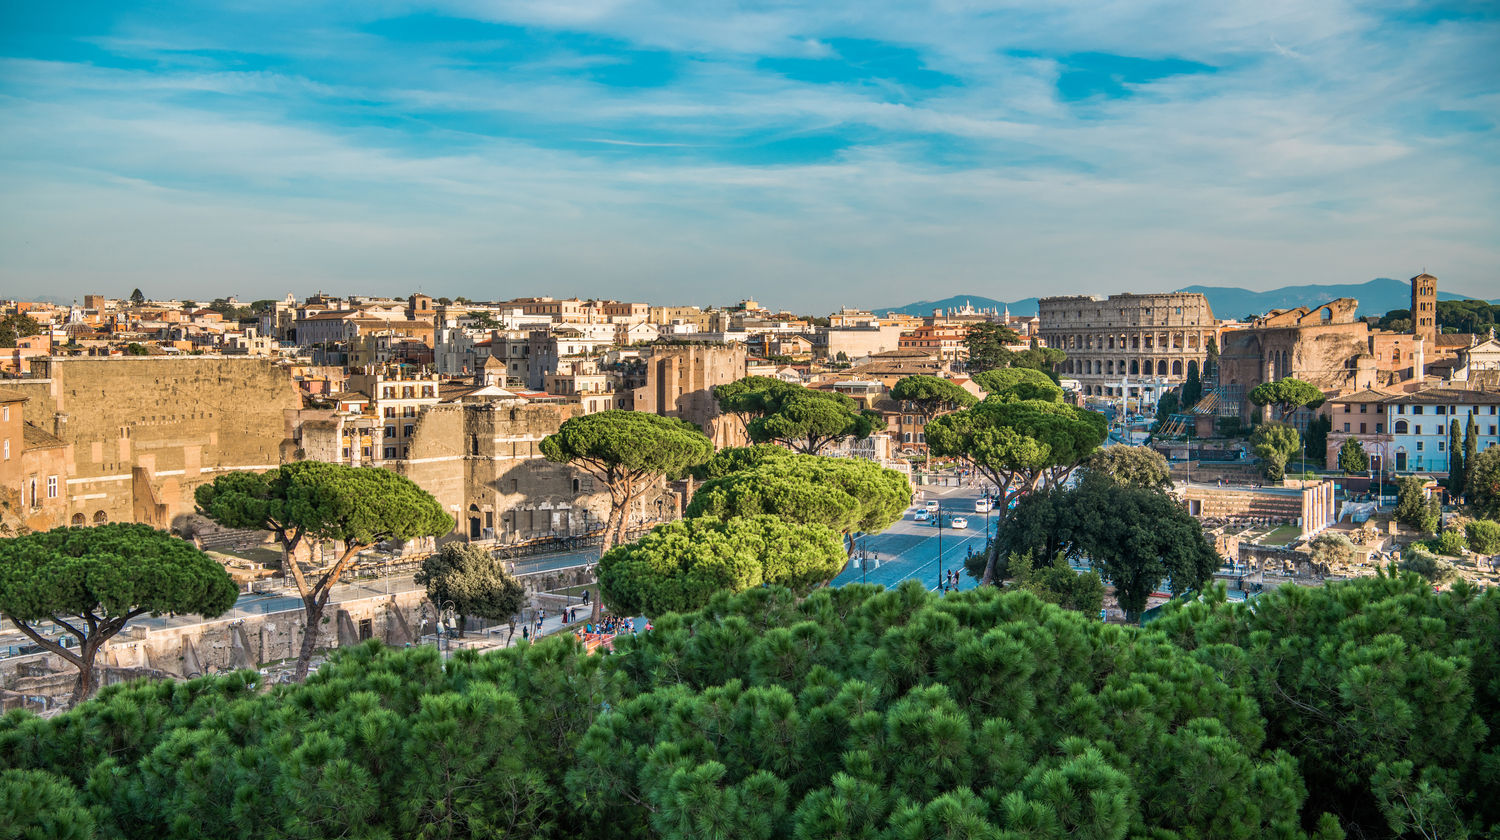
left=22, top=422, right=64, bottom=449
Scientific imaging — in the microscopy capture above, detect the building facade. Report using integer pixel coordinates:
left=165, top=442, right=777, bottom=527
left=1038, top=292, right=1216, bottom=397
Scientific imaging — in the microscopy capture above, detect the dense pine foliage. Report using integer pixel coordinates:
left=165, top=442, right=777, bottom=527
left=3, top=575, right=1496, bottom=839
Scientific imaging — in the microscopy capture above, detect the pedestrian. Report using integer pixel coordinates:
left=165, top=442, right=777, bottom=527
left=582, top=589, right=590, bottom=604
left=522, top=626, right=529, bottom=641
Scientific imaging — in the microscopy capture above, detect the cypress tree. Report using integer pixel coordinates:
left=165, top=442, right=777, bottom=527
left=1448, top=419, right=1464, bottom=496
left=1182, top=360, right=1202, bottom=408
left=1463, top=413, right=1479, bottom=499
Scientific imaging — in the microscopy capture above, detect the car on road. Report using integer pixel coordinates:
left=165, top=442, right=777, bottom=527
left=913, top=509, right=931, bottom=521
left=950, top=516, right=969, bottom=530
left=974, top=498, right=993, bottom=513
left=924, top=500, right=940, bottom=511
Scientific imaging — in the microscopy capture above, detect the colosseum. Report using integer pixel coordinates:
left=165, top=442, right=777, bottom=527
left=1038, top=292, right=1218, bottom=397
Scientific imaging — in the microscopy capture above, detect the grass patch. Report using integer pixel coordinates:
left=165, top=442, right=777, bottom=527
left=1260, top=525, right=1301, bottom=546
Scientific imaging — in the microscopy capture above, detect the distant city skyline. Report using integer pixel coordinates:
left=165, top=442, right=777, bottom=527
left=2, top=1, right=1496, bottom=310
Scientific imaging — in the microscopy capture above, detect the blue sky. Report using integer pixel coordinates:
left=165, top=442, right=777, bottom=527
left=1, top=1, right=1497, bottom=310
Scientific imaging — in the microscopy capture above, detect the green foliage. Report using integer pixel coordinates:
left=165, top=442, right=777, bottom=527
left=1078, top=445, right=1171, bottom=491
left=414, top=542, right=526, bottom=624
left=0, top=524, right=237, bottom=701
left=1153, top=574, right=1500, bottom=837
left=1431, top=527, right=1467, bottom=557
left=746, top=389, right=884, bottom=455
left=1181, top=359, right=1202, bottom=408
left=1448, top=420, right=1466, bottom=497
left=971, top=366, right=1062, bottom=402
left=1470, top=446, right=1500, bottom=520
left=1005, top=551, right=1105, bottom=615
left=1308, top=533, right=1356, bottom=568
left=1463, top=414, right=1479, bottom=498
left=19, top=576, right=1500, bottom=839
left=1305, top=414, right=1331, bottom=461
left=124, top=342, right=149, bottom=356
left=1399, top=544, right=1455, bottom=583
left=1434, top=298, right=1500, bottom=334
left=714, top=376, right=802, bottom=423
left=129, top=288, right=144, bottom=303
left=686, top=453, right=910, bottom=537
left=990, top=483, right=1216, bottom=621
left=1216, top=415, right=1244, bottom=437
left=927, top=397, right=1107, bottom=583
left=1465, top=519, right=1500, bottom=554
left=694, top=444, right=792, bottom=480
left=596, top=515, right=845, bottom=616
left=541, top=410, right=713, bottom=548
left=0, top=768, right=96, bottom=840
left=1248, top=378, right=1325, bottom=421
left=1204, top=336, right=1219, bottom=379
left=0, top=313, right=42, bottom=349
left=960, top=321, right=1022, bottom=372
left=1339, top=437, right=1370, bottom=474
left=1395, top=476, right=1441, bottom=534
left=195, top=462, right=451, bottom=678
left=889, top=375, right=977, bottom=412
left=466, top=310, right=502, bottom=329
left=1152, top=390, right=1180, bottom=434
left=1251, top=422, right=1300, bottom=481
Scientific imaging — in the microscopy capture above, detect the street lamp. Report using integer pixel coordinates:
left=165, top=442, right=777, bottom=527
left=936, top=501, right=944, bottom=592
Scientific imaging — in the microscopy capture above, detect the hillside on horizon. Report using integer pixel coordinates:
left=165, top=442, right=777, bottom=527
left=875, top=277, right=1498, bottom=321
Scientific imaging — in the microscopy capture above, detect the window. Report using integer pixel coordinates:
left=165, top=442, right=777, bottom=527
left=1359, top=404, right=1367, bottom=414
left=384, top=407, right=395, bottom=418
left=382, top=387, right=394, bottom=399
left=1413, top=405, right=1423, bottom=414
left=1343, top=405, right=1351, bottom=413
left=1, top=406, right=6, bottom=421
left=1490, top=426, right=1497, bottom=436
left=384, top=426, right=395, bottom=438
left=1360, top=423, right=1367, bottom=434
left=1436, top=406, right=1446, bottom=415
left=362, top=446, right=371, bottom=457
left=1343, top=423, right=1350, bottom=432
left=1417, top=441, right=1424, bottom=451
left=403, top=424, right=414, bottom=437
left=1438, top=441, right=1445, bottom=452
left=2, top=439, right=7, bottom=459
left=1396, top=405, right=1404, bottom=414
left=1376, top=423, right=1383, bottom=433
left=385, top=447, right=396, bottom=458
left=1415, top=425, right=1422, bottom=435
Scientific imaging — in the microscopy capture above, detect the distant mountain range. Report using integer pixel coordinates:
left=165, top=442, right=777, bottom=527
left=874, top=278, right=1498, bottom=321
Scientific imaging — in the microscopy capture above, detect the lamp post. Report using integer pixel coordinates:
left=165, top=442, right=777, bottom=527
left=936, top=501, right=944, bottom=592
left=440, top=599, right=456, bottom=657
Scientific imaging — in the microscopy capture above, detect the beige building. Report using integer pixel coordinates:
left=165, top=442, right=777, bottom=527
left=630, top=343, right=748, bottom=448
left=1039, top=292, right=1217, bottom=397
left=7, top=356, right=304, bottom=530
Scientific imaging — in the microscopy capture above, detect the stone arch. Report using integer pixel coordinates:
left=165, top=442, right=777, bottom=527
left=1157, top=360, right=1168, bottom=376
left=71, top=513, right=86, bottom=526
left=1172, top=360, right=1183, bottom=376
left=93, top=510, right=107, bottom=525
left=1129, top=360, right=1140, bottom=375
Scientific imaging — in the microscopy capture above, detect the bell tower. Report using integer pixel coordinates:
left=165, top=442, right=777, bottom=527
left=1410, top=273, right=1437, bottom=347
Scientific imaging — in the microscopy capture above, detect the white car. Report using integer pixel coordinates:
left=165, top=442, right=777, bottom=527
left=974, top=498, right=994, bottom=513
left=913, top=509, right=932, bottom=521
left=949, top=516, right=969, bottom=530
left=924, top=500, right=940, bottom=511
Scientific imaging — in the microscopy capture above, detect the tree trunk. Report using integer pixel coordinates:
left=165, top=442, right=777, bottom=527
left=72, top=640, right=100, bottom=703
left=293, top=592, right=329, bottom=681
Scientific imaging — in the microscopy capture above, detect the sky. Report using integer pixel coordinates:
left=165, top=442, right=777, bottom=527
left=1, top=1, right=1497, bottom=312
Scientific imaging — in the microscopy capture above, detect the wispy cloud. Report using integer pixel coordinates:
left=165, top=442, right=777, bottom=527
left=0, top=0, right=1496, bottom=307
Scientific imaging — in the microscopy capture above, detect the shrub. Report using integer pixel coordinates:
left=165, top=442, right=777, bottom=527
left=1465, top=519, right=1500, bottom=554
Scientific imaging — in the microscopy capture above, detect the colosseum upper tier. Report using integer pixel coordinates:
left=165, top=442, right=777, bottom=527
left=1038, top=292, right=1217, bottom=397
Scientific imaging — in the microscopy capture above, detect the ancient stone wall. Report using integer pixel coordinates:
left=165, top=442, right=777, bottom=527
left=630, top=344, right=747, bottom=448
left=11, top=356, right=302, bottom=531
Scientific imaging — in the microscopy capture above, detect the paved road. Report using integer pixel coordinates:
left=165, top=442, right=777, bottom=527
left=832, top=483, right=997, bottom=593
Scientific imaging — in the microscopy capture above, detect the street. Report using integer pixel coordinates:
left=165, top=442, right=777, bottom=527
left=832, top=483, right=996, bottom=593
